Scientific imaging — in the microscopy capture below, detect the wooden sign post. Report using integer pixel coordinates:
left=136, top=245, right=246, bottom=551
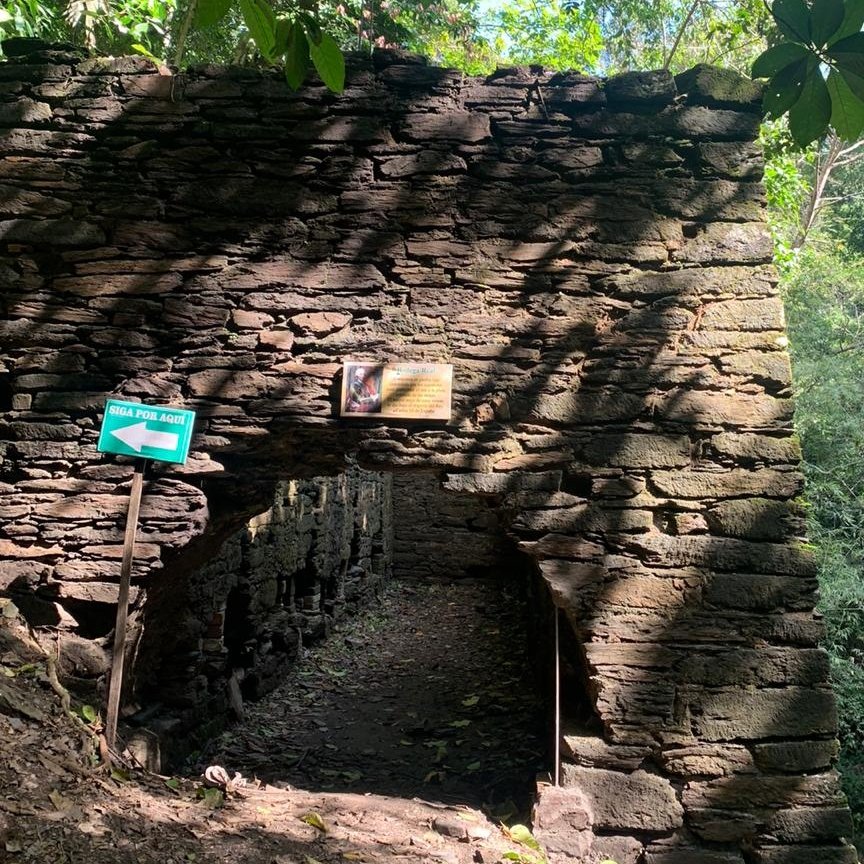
left=96, top=400, right=197, bottom=751
left=105, top=458, right=146, bottom=750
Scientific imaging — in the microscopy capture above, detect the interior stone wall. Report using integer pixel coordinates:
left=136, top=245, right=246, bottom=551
left=0, top=40, right=857, bottom=864
left=392, top=472, right=512, bottom=580
left=130, top=466, right=392, bottom=759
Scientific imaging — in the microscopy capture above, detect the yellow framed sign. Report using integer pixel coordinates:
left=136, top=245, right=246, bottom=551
left=340, top=362, right=453, bottom=421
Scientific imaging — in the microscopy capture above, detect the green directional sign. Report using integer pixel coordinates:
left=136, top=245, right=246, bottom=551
left=97, top=400, right=196, bottom=464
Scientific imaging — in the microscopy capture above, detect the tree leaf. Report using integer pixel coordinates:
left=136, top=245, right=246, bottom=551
left=830, top=0, right=864, bottom=42
left=752, top=41, right=811, bottom=79
left=199, top=786, right=223, bottom=808
left=789, top=69, right=832, bottom=145
left=196, top=0, right=232, bottom=28
left=838, top=63, right=864, bottom=101
left=811, top=0, right=846, bottom=45
left=80, top=704, right=97, bottom=723
left=309, top=32, right=345, bottom=93
left=773, top=0, right=811, bottom=42
left=828, top=31, right=864, bottom=80
left=300, top=811, right=327, bottom=831
left=828, top=67, right=864, bottom=137
left=505, top=823, right=543, bottom=852
left=239, top=0, right=276, bottom=60
left=299, top=11, right=322, bottom=44
left=283, top=20, right=309, bottom=89
left=764, top=57, right=810, bottom=116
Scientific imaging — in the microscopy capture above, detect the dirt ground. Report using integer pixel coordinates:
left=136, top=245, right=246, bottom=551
left=0, top=579, right=551, bottom=864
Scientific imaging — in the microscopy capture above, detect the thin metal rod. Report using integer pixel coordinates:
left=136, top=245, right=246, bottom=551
left=554, top=605, right=561, bottom=787
left=105, top=458, right=147, bottom=750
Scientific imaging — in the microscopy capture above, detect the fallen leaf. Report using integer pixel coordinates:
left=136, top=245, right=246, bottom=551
left=197, top=787, right=223, bottom=809
left=300, top=811, right=327, bottom=832
left=504, top=823, right=542, bottom=852
left=48, top=789, right=72, bottom=811
left=462, top=695, right=480, bottom=707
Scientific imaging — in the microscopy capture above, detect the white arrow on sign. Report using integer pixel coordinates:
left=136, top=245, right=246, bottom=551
left=110, top=421, right=179, bottom=454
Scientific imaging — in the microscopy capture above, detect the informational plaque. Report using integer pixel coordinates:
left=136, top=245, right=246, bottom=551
left=340, top=362, right=452, bottom=421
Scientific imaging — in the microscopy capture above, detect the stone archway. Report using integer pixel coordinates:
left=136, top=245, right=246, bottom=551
left=0, top=43, right=855, bottom=863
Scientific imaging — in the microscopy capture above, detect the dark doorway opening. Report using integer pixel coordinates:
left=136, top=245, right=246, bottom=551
left=186, top=471, right=549, bottom=819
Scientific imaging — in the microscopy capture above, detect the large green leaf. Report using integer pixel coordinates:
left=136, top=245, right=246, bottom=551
left=828, top=31, right=864, bottom=78
left=830, top=0, right=864, bottom=42
left=752, top=42, right=811, bottom=78
left=299, top=11, right=322, bottom=44
left=811, top=0, right=846, bottom=45
left=239, top=0, right=276, bottom=60
left=773, top=0, right=811, bottom=42
left=764, top=58, right=809, bottom=116
left=839, top=63, right=864, bottom=101
left=827, top=68, right=864, bottom=137
left=196, top=0, right=232, bottom=28
left=309, top=32, right=345, bottom=93
left=789, top=69, right=832, bottom=145
left=283, top=20, right=310, bottom=90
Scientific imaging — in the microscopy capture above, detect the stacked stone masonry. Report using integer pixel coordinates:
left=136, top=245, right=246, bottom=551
left=392, top=472, right=513, bottom=580
left=134, top=467, right=392, bottom=756
left=0, top=40, right=856, bottom=863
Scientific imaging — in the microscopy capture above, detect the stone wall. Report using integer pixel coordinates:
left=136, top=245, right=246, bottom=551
left=392, top=473, right=512, bottom=580
left=0, top=40, right=857, bottom=863
left=131, top=467, right=391, bottom=757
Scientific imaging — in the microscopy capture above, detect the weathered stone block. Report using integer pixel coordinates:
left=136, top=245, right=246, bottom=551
left=187, top=369, right=268, bottom=399
left=605, top=70, right=676, bottom=106
left=673, top=222, right=772, bottom=264
left=561, top=734, right=648, bottom=770
left=403, top=112, right=491, bottom=141
left=751, top=740, right=838, bottom=773
left=443, top=472, right=562, bottom=494
left=532, top=784, right=593, bottom=860
left=583, top=434, right=691, bottom=468
left=718, top=350, right=792, bottom=388
left=710, top=432, right=800, bottom=464
left=620, top=533, right=816, bottom=575
left=642, top=847, right=745, bottom=864
left=560, top=766, right=684, bottom=831
left=0, top=218, right=105, bottom=246
left=658, top=391, right=793, bottom=428
left=764, top=806, right=854, bottom=843
left=749, top=844, right=858, bottom=864
left=675, top=64, right=762, bottom=110
left=683, top=771, right=846, bottom=811
left=706, top=498, right=804, bottom=541
left=649, top=469, right=802, bottom=499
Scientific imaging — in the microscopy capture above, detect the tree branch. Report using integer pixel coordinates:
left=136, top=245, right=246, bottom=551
left=664, top=0, right=702, bottom=70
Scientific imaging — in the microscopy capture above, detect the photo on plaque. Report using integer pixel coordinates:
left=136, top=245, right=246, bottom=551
left=343, top=363, right=384, bottom=414
left=340, top=362, right=452, bottom=421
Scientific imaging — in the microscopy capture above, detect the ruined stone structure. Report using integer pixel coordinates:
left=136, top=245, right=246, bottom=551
left=0, top=40, right=858, bottom=863
left=392, top=472, right=513, bottom=580
left=135, top=467, right=392, bottom=758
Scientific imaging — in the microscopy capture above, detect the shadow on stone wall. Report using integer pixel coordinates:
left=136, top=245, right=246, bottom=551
left=0, top=43, right=856, bottom=863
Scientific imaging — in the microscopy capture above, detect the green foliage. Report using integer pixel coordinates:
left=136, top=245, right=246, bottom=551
left=493, top=0, right=603, bottom=71
left=783, top=243, right=864, bottom=830
left=752, top=0, right=864, bottom=145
